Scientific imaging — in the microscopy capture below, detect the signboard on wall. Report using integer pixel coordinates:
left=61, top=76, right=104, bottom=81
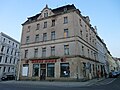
left=32, top=59, right=57, bottom=63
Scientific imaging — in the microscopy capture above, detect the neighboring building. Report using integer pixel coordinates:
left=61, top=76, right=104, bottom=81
left=107, top=51, right=117, bottom=73
left=19, top=4, right=107, bottom=81
left=0, top=32, right=20, bottom=79
left=96, top=35, right=108, bottom=76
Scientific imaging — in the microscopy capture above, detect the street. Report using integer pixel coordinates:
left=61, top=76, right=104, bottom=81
left=0, top=77, right=120, bottom=90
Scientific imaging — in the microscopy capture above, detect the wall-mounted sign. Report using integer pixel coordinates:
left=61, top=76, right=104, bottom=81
left=32, top=59, right=57, bottom=63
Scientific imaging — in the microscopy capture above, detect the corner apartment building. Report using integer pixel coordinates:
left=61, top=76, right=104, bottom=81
left=20, top=4, right=106, bottom=81
left=0, top=32, right=20, bottom=79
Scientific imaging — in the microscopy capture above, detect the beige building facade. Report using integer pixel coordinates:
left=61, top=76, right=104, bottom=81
left=19, top=4, right=106, bottom=81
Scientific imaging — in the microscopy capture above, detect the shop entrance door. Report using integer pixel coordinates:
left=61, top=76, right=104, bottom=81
left=40, top=64, right=46, bottom=80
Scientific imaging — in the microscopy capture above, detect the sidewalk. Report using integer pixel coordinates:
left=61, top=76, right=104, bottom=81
left=0, top=78, right=105, bottom=87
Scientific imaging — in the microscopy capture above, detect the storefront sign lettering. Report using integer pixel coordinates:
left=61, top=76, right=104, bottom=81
left=32, top=59, right=57, bottom=63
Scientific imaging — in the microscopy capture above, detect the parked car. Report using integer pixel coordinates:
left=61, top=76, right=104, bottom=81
left=1, top=74, right=15, bottom=81
left=109, top=71, right=118, bottom=78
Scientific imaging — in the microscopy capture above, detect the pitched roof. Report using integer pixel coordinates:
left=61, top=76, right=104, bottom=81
left=22, top=4, right=76, bottom=25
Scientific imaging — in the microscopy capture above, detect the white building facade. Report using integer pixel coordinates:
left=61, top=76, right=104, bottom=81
left=0, top=32, right=20, bottom=79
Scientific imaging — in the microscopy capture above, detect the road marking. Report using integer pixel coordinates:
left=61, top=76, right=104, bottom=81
left=94, top=78, right=117, bottom=86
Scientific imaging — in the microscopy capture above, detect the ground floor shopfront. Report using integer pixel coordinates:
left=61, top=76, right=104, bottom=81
left=19, top=56, right=106, bottom=81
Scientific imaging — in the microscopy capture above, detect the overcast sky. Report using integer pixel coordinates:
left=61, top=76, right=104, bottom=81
left=0, top=0, right=120, bottom=57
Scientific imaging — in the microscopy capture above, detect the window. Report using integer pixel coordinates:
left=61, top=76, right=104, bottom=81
left=43, top=33, right=47, bottom=41
left=8, top=67, right=10, bottom=72
left=3, top=38, right=5, bottom=42
left=27, top=26, right=31, bottom=32
left=51, top=46, right=55, bottom=56
left=64, top=45, right=69, bottom=55
left=79, top=19, right=82, bottom=26
left=44, top=21, right=47, bottom=28
left=11, top=48, right=13, bottom=55
left=3, top=67, right=6, bottom=72
left=7, top=47, right=9, bottom=54
left=80, top=30, right=82, bottom=37
left=0, top=56, right=2, bottom=63
left=36, top=24, right=40, bottom=30
left=33, top=64, right=39, bottom=76
left=13, top=58, right=16, bottom=64
left=24, top=50, right=28, bottom=58
left=82, top=46, right=84, bottom=56
left=47, top=63, right=54, bottom=77
left=60, top=63, right=70, bottom=77
left=1, top=46, right=4, bottom=52
left=26, top=36, right=30, bottom=43
left=64, top=29, right=68, bottom=38
left=10, top=57, right=12, bottom=63
left=44, top=12, right=48, bottom=18
left=35, top=34, right=39, bottom=42
left=42, top=48, right=46, bottom=57
left=52, top=20, right=55, bottom=26
left=51, top=31, right=55, bottom=40
left=64, top=17, right=68, bottom=24
left=22, top=64, right=29, bottom=76
left=34, top=48, right=38, bottom=58
left=5, top=57, right=8, bottom=63
left=88, top=49, right=90, bottom=58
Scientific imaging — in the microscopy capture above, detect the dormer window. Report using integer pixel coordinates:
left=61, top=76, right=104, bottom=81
left=44, top=11, right=48, bottom=18
left=64, top=7, right=67, bottom=12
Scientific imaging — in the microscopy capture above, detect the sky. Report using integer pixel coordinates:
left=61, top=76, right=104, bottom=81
left=0, top=0, right=120, bottom=57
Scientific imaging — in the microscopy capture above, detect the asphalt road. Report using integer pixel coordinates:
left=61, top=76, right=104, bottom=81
left=0, top=77, right=120, bottom=90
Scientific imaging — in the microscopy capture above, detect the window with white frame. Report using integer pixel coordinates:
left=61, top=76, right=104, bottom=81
left=51, top=31, right=55, bottom=40
left=51, top=46, right=55, bottom=56
left=24, top=50, right=28, bottom=58
left=26, top=36, right=30, bottom=43
left=43, top=33, right=47, bottom=41
left=44, top=21, right=47, bottom=28
left=64, top=45, right=69, bottom=55
left=34, top=48, right=38, bottom=58
left=35, top=34, right=39, bottom=42
left=64, top=29, right=68, bottom=38
left=42, top=48, right=46, bottom=57
left=64, top=17, right=68, bottom=24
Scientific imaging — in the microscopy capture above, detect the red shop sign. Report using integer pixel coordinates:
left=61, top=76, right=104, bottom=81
left=32, top=59, right=57, bottom=63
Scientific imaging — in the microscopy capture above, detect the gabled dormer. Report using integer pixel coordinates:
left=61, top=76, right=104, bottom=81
left=37, top=5, right=54, bottom=20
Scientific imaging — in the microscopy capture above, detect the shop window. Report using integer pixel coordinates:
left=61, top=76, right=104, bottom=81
left=47, top=63, right=54, bottom=77
left=60, top=63, right=70, bottom=77
left=22, top=64, right=29, bottom=76
left=33, top=64, right=39, bottom=76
